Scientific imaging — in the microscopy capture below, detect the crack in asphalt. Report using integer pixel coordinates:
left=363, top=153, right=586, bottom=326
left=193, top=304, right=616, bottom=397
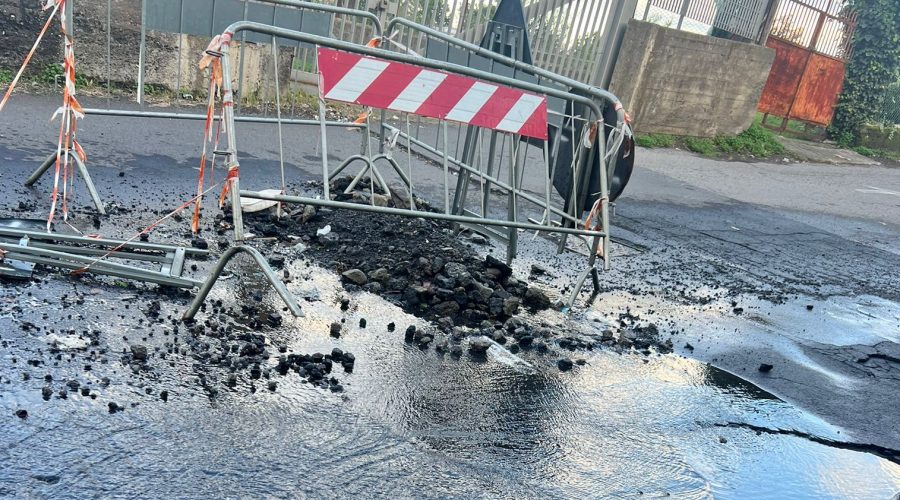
left=716, top=422, right=900, bottom=465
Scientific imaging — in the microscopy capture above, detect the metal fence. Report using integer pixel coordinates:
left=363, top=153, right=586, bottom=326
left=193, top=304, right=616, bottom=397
left=120, top=0, right=634, bottom=96
left=635, top=0, right=771, bottom=42
left=876, top=81, right=900, bottom=127
left=328, top=0, right=629, bottom=86
left=768, top=0, right=856, bottom=59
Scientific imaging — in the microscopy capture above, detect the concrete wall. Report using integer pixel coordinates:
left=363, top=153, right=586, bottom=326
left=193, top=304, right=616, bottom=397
left=860, top=124, right=900, bottom=153
left=609, top=20, right=775, bottom=137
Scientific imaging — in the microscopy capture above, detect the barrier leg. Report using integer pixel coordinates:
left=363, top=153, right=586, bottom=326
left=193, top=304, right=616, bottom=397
left=74, top=155, right=106, bottom=214
left=183, top=245, right=302, bottom=321
left=330, top=155, right=370, bottom=183
left=25, top=152, right=106, bottom=214
left=24, top=154, right=55, bottom=187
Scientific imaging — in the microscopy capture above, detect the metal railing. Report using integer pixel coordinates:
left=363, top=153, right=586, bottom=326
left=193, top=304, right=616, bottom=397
left=637, top=0, right=771, bottom=42
left=768, top=0, right=856, bottom=60
left=212, top=21, right=623, bottom=304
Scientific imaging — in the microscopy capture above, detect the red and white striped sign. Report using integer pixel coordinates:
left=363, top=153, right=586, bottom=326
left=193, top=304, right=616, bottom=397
left=317, top=47, right=548, bottom=140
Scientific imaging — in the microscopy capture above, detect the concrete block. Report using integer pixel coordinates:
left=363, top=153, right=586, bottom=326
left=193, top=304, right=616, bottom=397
left=610, top=20, right=775, bottom=137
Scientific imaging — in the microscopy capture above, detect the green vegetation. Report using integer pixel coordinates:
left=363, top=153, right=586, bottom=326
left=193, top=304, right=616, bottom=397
left=0, top=68, right=12, bottom=84
left=636, top=124, right=786, bottom=159
left=683, top=136, right=716, bottom=155
left=829, top=0, right=900, bottom=145
left=853, top=145, right=900, bottom=162
left=714, top=124, right=786, bottom=157
left=37, top=63, right=64, bottom=84
left=635, top=133, right=675, bottom=148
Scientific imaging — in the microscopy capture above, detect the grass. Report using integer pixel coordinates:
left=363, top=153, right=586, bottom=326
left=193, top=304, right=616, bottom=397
left=635, top=133, right=675, bottom=148
left=853, top=145, right=900, bottom=162
left=0, top=68, right=12, bottom=85
left=636, top=123, right=786, bottom=159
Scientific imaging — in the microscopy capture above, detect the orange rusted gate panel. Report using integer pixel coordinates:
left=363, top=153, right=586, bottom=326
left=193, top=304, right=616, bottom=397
left=758, top=39, right=808, bottom=117
left=791, top=53, right=845, bottom=125
left=756, top=0, right=856, bottom=128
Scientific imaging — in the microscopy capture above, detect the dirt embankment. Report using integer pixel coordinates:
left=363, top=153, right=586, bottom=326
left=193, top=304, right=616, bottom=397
left=0, top=0, right=62, bottom=72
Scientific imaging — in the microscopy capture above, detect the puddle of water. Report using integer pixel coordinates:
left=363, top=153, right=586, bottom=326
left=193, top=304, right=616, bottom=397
left=1, top=264, right=899, bottom=498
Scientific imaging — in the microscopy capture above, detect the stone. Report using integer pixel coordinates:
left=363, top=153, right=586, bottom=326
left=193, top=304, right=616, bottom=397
left=530, top=263, right=549, bottom=276
left=267, top=312, right=283, bottom=326
left=372, top=193, right=390, bottom=207
left=389, top=185, right=412, bottom=209
left=758, top=363, right=774, bottom=373
left=368, top=268, right=391, bottom=283
left=160, top=390, right=169, bottom=402
left=131, top=344, right=148, bottom=361
left=469, top=338, right=491, bottom=353
left=502, top=297, right=520, bottom=316
left=330, top=322, right=342, bottom=338
left=108, top=402, right=123, bottom=414
left=299, top=204, right=317, bottom=223
left=15, top=409, right=27, bottom=419
left=523, top=286, right=551, bottom=310
left=484, top=255, right=512, bottom=279
left=191, top=237, right=209, bottom=250
left=41, top=386, right=52, bottom=400
left=341, top=269, right=368, bottom=286
left=405, top=325, right=417, bottom=342
left=434, top=301, right=460, bottom=316
left=557, top=358, right=574, bottom=371
left=443, top=262, right=470, bottom=280
left=359, top=318, right=367, bottom=328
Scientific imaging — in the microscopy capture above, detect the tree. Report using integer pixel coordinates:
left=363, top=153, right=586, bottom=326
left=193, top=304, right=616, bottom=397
left=828, top=0, right=900, bottom=145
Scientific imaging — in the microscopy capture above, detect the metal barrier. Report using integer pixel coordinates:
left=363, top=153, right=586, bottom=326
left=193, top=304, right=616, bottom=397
left=380, top=17, right=629, bottom=261
left=210, top=21, right=620, bottom=304
left=78, top=0, right=381, bottom=124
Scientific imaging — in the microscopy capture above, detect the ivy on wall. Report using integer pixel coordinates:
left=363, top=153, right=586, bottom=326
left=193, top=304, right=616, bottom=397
left=829, top=0, right=900, bottom=145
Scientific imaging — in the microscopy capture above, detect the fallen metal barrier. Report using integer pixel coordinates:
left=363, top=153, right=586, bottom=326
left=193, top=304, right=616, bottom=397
left=183, top=245, right=303, bottom=320
left=0, top=227, right=206, bottom=288
left=209, top=21, right=620, bottom=304
left=0, top=227, right=303, bottom=321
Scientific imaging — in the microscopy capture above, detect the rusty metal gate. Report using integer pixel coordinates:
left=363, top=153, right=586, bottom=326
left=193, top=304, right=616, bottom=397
left=757, top=0, right=856, bottom=128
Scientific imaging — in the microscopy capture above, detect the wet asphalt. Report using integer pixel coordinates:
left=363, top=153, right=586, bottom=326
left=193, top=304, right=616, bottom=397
left=1, top=92, right=899, bottom=496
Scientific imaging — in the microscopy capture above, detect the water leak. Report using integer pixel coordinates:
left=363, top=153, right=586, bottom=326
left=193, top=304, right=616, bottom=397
left=2, top=266, right=899, bottom=498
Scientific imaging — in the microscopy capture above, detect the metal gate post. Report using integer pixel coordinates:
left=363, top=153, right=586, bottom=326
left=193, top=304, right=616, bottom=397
left=137, top=0, right=146, bottom=104
left=593, top=0, right=640, bottom=88
left=219, top=38, right=246, bottom=241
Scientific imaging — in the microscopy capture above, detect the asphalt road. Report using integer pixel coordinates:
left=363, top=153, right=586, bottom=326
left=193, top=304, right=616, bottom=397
left=2, top=92, right=899, bottom=452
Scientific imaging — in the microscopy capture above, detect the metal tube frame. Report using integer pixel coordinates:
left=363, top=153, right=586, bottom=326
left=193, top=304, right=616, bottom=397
left=183, top=245, right=303, bottom=320
left=219, top=24, right=609, bottom=305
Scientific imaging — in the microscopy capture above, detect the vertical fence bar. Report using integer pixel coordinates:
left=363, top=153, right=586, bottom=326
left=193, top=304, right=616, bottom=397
left=236, top=1, right=249, bottom=114
left=106, top=0, right=111, bottom=104
left=137, top=0, right=146, bottom=104
left=175, top=0, right=184, bottom=105
left=318, top=97, right=330, bottom=200
left=676, top=0, right=690, bottom=29
left=442, top=120, right=450, bottom=213
left=220, top=43, right=245, bottom=241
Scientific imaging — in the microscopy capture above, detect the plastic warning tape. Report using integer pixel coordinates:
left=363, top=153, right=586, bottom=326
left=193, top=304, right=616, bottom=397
left=317, top=47, right=548, bottom=140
